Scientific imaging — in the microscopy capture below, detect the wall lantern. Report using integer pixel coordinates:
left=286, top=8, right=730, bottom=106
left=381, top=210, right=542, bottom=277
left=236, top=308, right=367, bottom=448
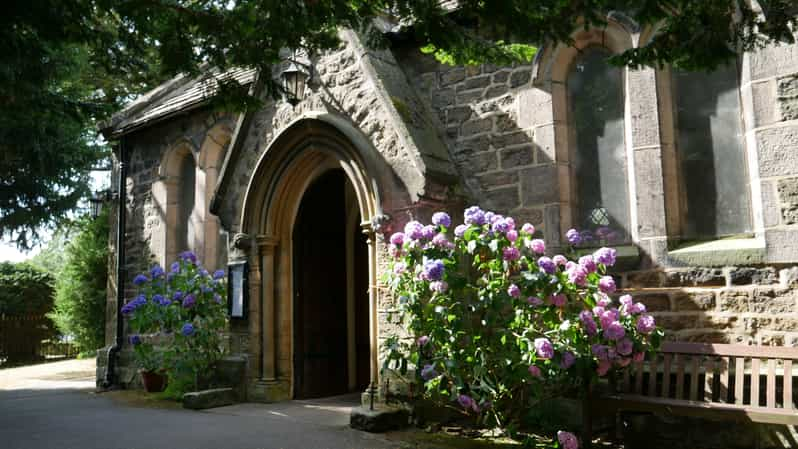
left=89, top=189, right=113, bottom=219
left=280, top=50, right=311, bottom=106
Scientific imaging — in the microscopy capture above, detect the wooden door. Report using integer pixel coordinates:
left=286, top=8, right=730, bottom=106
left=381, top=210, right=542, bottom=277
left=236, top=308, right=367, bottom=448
left=293, top=171, right=349, bottom=399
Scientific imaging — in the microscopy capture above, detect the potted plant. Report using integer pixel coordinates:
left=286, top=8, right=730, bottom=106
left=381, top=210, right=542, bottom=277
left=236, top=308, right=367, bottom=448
left=122, top=252, right=228, bottom=395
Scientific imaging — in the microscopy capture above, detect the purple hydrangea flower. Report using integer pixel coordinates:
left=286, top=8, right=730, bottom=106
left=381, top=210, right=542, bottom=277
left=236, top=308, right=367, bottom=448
left=599, top=309, right=619, bottom=329
left=557, top=431, right=579, bottom=449
left=432, top=233, right=453, bottom=249
left=152, top=294, right=169, bottom=306
left=578, top=255, right=596, bottom=274
left=172, top=291, right=184, bottom=302
left=637, top=315, right=656, bottom=334
left=507, top=283, right=521, bottom=298
left=579, top=310, right=598, bottom=336
left=181, top=323, right=195, bottom=336
left=420, top=364, right=438, bottom=381
left=404, top=221, right=424, bottom=240
left=538, top=256, right=556, bottom=274
left=129, top=335, right=141, bottom=345
left=619, top=294, right=633, bottom=307
left=132, top=274, right=148, bottom=286
left=432, top=212, right=452, bottom=228
left=464, top=206, right=486, bottom=226
left=182, top=294, right=196, bottom=309
left=212, top=269, right=225, bottom=280
left=121, top=302, right=136, bottom=315
left=604, top=321, right=626, bottom=340
left=491, top=217, right=511, bottom=235
left=213, top=294, right=223, bottom=304
left=506, top=229, right=518, bottom=242
left=390, top=232, right=405, bottom=246
left=580, top=230, right=594, bottom=243
left=150, top=265, right=165, bottom=279
left=421, top=259, right=445, bottom=281
left=549, top=293, right=566, bottom=308
left=597, top=360, right=612, bottom=376
left=593, top=247, right=617, bottom=266
left=170, top=261, right=181, bottom=273
left=529, top=239, right=546, bottom=254
left=528, top=365, right=542, bottom=378
left=598, top=276, right=617, bottom=294
left=597, top=295, right=612, bottom=308
left=417, top=335, right=430, bottom=347
left=567, top=265, right=587, bottom=286
left=430, top=281, right=448, bottom=293
left=534, top=338, right=554, bottom=359
left=454, top=224, right=469, bottom=238
left=565, top=228, right=581, bottom=245
left=421, top=225, right=437, bottom=240
left=457, top=394, right=479, bottom=412
left=560, top=351, right=576, bottom=369
left=553, top=254, right=567, bottom=266
left=527, top=296, right=543, bottom=306
left=503, top=246, right=520, bottom=261
left=629, top=302, right=646, bottom=315
left=199, top=268, right=209, bottom=278
left=393, top=262, right=407, bottom=275
left=592, top=344, right=609, bottom=361
left=521, top=223, right=535, bottom=235
left=616, top=338, right=633, bottom=356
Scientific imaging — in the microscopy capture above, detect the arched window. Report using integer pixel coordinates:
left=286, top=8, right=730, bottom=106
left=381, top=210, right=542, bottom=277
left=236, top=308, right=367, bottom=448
left=671, top=63, right=751, bottom=238
left=177, top=152, right=196, bottom=254
left=567, top=48, right=630, bottom=241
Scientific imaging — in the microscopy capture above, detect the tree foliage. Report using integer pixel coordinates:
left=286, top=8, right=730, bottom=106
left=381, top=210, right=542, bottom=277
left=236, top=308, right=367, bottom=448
left=48, top=210, right=109, bottom=353
left=0, top=262, right=55, bottom=316
left=3, top=1, right=795, bottom=246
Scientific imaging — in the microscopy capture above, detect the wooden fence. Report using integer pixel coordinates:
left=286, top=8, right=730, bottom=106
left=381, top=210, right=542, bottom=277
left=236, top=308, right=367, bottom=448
left=0, top=314, right=76, bottom=366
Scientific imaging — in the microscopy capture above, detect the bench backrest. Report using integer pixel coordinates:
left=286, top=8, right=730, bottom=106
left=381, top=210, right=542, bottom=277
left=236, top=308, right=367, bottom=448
left=616, top=342, right=798, bottom=411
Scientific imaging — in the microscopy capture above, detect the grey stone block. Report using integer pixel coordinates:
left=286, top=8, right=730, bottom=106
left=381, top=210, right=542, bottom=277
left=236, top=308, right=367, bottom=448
left=520, top=165, right=558, bottom=205
left=349, top=406, right=410, bottom=433
left=183, top=388, right=236, bottom=410
left=757, top=125, right=798, bottom=177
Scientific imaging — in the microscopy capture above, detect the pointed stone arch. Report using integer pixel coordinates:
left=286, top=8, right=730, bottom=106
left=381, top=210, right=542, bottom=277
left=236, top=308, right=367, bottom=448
left=239, top=117, right=383, bottom=401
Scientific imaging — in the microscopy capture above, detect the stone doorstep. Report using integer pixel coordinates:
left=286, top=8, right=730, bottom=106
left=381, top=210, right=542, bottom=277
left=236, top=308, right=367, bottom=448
left=183, top=387, right=237, bottom=410
left=350, top=405, right=411, bottom=433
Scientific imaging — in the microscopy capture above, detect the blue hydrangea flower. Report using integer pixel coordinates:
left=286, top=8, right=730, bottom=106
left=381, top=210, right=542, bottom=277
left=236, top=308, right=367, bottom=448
left=213, top=294, right=223, bottom=304
left=179, top=251, right=197, bottom=264
left=172, top=291, right=183, bottom=302
left=212, top=269, right=225, bottom=280
left=431, top=212, right=451, bottom=228
left=152, top=294, right=170, bottom=306
left=182, top=294, right=196, bottom=309
left=181, top=323, right=195, bottom=336
left=421, top=259, right=445, bottom=281
left=132, top=274, right=148, bottom=286
left=150, top=265, right=165, bottom=279
left=565, top=228, right=581, bottom=245
left=199, top=268, right=209, bottom=277
left=129, top=335, right=141, bottom=345
left=170, top=261, right=180, bottom=273
left=464, top=206, right=486, bottom=226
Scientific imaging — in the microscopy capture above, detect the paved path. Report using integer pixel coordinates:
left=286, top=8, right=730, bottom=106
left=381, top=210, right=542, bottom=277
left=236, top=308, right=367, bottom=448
left=0, top=359, right=406, bottom=449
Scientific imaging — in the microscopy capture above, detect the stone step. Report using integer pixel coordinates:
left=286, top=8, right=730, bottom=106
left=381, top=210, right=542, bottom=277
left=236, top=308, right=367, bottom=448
left=350, top=405, right=410, bottom=433
left=183, top=387, right=237, bottom=410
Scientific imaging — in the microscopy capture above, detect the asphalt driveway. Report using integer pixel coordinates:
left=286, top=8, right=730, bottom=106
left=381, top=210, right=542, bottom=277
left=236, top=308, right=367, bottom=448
left=0, top=359, right=404, bottom=449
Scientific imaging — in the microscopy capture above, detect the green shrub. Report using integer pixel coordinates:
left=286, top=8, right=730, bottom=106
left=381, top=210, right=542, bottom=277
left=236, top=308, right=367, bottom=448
left=0, top=261, right=54, bottom=315
left=48, top=209, right=109, bottom=353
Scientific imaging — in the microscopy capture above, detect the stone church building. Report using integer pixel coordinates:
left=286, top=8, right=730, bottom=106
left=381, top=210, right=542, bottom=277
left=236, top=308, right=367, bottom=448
left=99, top=18, right=798, bottom=403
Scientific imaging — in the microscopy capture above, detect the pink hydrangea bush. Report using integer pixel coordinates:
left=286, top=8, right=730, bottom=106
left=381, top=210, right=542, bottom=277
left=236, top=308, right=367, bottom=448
left=383, top=207, right=663, bottom=448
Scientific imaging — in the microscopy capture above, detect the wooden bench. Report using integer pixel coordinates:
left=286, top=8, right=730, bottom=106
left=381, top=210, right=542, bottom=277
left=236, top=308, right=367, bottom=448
left=588, top=342, right=798, bottom=445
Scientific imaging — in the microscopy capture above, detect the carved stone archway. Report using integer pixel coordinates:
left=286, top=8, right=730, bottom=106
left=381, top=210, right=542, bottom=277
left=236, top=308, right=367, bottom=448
left=239, top=118, right=383, bottom=401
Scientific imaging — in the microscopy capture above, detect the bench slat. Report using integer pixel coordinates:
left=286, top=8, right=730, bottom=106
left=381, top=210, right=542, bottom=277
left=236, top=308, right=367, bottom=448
left=735, top=357, right=745, bottom=405
left=705, top=359, right=715, bottom=402
left=662, top=353, right=672, bottom=398
left=690, top=356, right=700, bottom=401
left=767, top=359, right=777, bottom=409
left=662, top=342, right=798, bottom=360
left=785, top=360, right=793, bottom=409
left=752, top=358, right=761, bottom=407
left=635, top=359, right=644, bottom=394
left=676, top=354, right=685, bottom=399
left=648, top=356, right=658, bottom=397
left=719, top=356, right=730, bottom=403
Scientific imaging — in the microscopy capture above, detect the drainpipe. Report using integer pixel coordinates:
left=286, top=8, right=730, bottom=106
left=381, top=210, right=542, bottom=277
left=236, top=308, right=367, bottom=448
left=103, top=138, right=128, bottom=389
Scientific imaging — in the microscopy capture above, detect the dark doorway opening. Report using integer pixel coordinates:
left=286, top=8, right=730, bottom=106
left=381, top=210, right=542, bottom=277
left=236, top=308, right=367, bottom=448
left=292, top=170, right=370, bottom=399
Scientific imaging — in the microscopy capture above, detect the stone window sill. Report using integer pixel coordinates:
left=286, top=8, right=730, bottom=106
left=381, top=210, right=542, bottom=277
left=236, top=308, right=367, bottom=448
left=667, top=237, right=765, bottom=267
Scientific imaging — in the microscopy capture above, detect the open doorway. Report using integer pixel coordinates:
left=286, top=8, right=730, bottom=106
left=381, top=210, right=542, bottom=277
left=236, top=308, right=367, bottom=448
left=292, top=170, right=370, bottom=399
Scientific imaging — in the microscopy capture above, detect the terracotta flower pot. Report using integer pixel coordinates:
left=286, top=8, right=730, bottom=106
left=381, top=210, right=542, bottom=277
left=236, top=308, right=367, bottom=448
left=140, top=370, right=168, bottom=393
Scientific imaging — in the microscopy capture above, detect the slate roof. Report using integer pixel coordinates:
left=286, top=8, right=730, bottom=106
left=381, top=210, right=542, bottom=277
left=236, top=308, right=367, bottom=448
left=101, top=67, right=256, bottom=138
